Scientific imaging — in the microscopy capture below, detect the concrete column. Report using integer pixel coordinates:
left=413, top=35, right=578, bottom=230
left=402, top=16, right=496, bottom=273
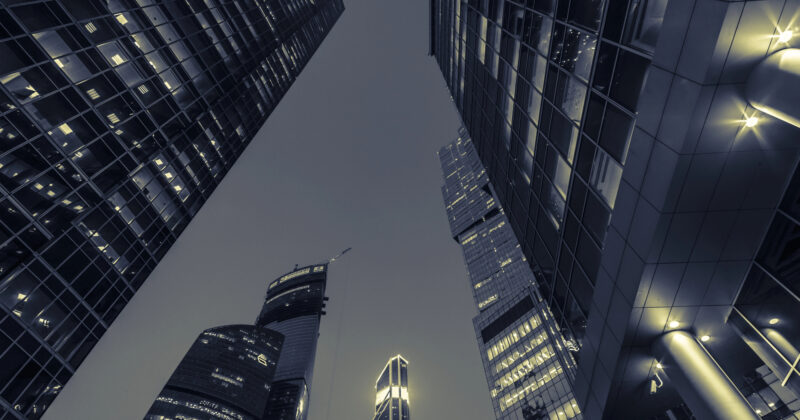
left=746, top=48, right=800, bottom=128
left=652, top=331, right=759, bottom=420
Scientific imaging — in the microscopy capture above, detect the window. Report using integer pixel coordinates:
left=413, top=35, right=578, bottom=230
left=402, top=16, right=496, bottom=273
left=624, top=0, right=669, bottom=53
left=589, top=148, right=623, bottom=208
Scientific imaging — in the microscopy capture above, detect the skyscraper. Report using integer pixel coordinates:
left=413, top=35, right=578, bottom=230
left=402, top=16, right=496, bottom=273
left=145, top=262, right=330, bottom=420
left=144, top=325, right=284, bottom=420
left=257, top=263, right=329, bottom=420
left=0, top=1, right=343, bottom=418
left=373, top=355, right=410, bottom=420
left=439, top=130, right=579, bottom=419
left=431, top=0, right=800, bottom=418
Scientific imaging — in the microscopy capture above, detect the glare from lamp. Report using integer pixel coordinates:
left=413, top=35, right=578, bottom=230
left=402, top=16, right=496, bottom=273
left=700, top=335, right=710, bottom=342
left=668, top=320, right=680, bottom=329
left=778, top=30, right=793, bottom=43
left=745, top=116, right=759, bottom=127
left=656, top=363, right=663, bottom=369
left=769, top=318, right=780, bottom=325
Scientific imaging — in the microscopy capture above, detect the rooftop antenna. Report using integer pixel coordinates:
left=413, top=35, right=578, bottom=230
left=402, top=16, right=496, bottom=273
left=327, top=247, right=351, bottom=264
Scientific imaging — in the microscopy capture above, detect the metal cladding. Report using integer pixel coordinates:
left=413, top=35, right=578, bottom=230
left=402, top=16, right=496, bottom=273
left=144, top=325, right=284, bottom=420
left=747, top=49, right=800, bottom=128
left=0, top=0, right=343, bottom=418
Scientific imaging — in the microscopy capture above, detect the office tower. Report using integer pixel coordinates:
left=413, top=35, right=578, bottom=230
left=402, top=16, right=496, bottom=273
left=439, top=131, right=579, bottom=419
left=257, top=264, right=329, bottom=420
left=372, top=355, right=410, bottom=420
left=144, top=325, right=284, bottom=420
left=0, top=0, right=343, bottom=418
left=431, top=0, right=800, bottom=418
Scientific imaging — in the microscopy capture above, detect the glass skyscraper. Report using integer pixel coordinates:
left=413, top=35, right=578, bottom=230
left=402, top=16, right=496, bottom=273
left=146, top=262, right=330, bottom=420
left=373, top=355, right=410, bottom=420
left=432, top=0, right=800, bottom=418
left=145, top=325, right=284, bottom=420
left=257, top=263, right=329, bottom=420
left=0, top=1, right=343, bottom=418
left=439, top=130, right=579, bottom=419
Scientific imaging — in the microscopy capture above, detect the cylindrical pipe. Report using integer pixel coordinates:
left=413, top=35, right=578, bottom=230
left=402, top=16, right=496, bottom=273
left=652, top=331, right=759, bottom=420
left=746, top=48, right=800, bottom=128
left=763, top=327, right=800, bottom=363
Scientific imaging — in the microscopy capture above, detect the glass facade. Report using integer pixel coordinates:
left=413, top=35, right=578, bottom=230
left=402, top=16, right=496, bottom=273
left=732, top=159, right=800, bottom=414
left=257, top=264, right=329, bottom=420
left=373, top=355, right=410, bottom=420
left=439, top=132, right=579, bottom=419
left=431, top=0, right=664, bottom=356
left=144, top=325, right=284, bottom=420
left=431, top=0, right=800, bottom=418
left=0, top=1, right=343, bottom=418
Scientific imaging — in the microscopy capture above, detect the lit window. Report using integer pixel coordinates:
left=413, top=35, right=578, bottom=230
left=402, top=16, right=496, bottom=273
left=110, top=54, right=125, bottom=65
left=84, top=22, right=97, bottom=33
left=58, top=123, right=73, bottom=135
left=86, top=88, right=100, bottom=100
left=107, top=113, right=120, bottom=124
left=115, top=14, right=128, bottom=25
left=137, top=84, right=149, bottom=94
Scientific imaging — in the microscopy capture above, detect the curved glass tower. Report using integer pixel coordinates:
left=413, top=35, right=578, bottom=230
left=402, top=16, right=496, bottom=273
left=373, top=355, right=410, bottom=420
left=257, top=264, right=329, bottom=420
left=145, top=325, right=284, bottom=420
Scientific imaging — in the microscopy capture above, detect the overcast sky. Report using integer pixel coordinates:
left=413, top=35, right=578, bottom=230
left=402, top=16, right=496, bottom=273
left=44, top=1, right=495, bottom=419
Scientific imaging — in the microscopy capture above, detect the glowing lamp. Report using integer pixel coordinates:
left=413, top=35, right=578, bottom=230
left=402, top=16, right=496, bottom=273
left=668, top=320, right=680, bottom=329
left=700, top=335, right=710, bottom=342
left=769, top=318, right=780, bottom=325
left=745, top=116, right=759, bottom=127
left=778, top=30, right=793, bottom=43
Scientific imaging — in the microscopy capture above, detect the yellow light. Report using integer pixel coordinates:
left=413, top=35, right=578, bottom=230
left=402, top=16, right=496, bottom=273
left=656, top=363, right=663, bottom=369
left=778, top=30, right=793, bottom=43
left=768, top=402, right=775, bottom=407
left=700, top=335, right=710, bottom=342
left=769, top=318, right=779, bottom=325
left=745, top=116, right=759, bottom=127
left=668, top=320, right=680, bottom=329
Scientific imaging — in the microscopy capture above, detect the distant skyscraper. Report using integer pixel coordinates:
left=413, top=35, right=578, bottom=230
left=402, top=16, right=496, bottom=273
left=145, top=262, right=331, bottom=420
left=0, top=1, right=343, bottom=418
left=257, top=264, right=329, bottom=420
left=145, top=325, right=284, bottom=420
left=439, top=130, right=579, bottom=419
left=431, top=0, right=800, bottom=418
left=372, top=355, right=410, bottom=420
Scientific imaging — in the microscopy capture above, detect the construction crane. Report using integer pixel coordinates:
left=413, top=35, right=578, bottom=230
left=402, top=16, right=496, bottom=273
left=327, top=247, right=351, bottom=264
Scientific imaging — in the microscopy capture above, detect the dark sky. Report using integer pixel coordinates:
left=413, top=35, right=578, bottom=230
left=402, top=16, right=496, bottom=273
left=44, top=1, right=495, bottom=419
